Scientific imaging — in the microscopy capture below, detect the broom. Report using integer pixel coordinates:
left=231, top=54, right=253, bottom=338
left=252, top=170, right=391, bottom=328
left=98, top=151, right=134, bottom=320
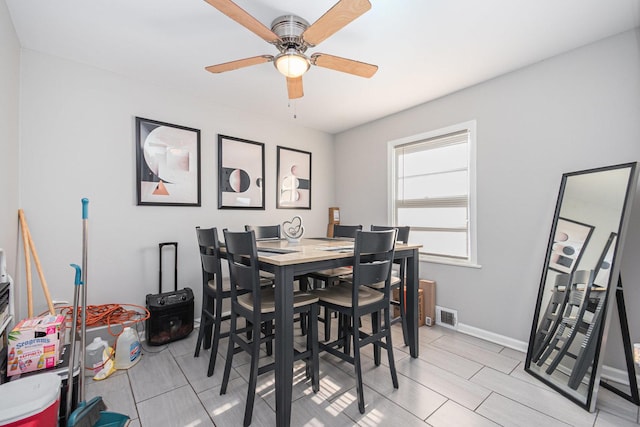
left=65, top=199, right=105, bottom=427
left=67, top=198, right=130, bottom=427
left=66, top=263, right=106, bottom=427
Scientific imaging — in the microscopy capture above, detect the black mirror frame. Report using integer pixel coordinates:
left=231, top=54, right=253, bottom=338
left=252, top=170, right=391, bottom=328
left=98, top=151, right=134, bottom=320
left=525, top=161, right=638, bottom=412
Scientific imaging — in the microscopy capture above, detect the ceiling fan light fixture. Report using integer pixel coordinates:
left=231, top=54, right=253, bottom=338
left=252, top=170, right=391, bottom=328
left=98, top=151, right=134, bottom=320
left=275, top=51, right=310, bottom=78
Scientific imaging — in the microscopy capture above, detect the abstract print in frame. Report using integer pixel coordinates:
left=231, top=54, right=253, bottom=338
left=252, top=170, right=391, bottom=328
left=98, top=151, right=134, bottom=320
left=218, top=135, right=265, bottom=209
left=548, top=217, right=594, bottom=274
left=136, top=117, right=201, bottom=206
left=276, top=146, right=311, bottom=209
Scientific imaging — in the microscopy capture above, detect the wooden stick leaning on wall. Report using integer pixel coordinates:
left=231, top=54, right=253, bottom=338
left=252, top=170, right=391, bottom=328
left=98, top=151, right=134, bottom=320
left=18, top=209, right=55, bottom=316
left=18, top=209, right=33, bottom=317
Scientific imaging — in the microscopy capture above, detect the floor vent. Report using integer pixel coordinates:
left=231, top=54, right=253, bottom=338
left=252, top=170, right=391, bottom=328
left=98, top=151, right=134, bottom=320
left=436, top=306, right=458, bottom=329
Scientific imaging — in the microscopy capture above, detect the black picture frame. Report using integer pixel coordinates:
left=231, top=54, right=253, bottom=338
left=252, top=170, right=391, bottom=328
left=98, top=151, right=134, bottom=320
left=136, top=117, right=201, bottom=206
left=218, top=134, right=265, bottom=209
left=276, top=146, right=312, bottom=209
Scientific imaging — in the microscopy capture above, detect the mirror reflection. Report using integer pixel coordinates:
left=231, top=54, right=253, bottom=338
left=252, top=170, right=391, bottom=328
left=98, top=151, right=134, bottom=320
left=526, top=163, right=637, bottom=410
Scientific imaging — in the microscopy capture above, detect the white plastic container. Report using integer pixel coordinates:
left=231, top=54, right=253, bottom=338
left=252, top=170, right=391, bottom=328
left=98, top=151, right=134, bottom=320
left=85, top=337, right=109, bottom=377
left=0, top=372, right=61, bottom=426
left=115, top=327, right=141, bottom=369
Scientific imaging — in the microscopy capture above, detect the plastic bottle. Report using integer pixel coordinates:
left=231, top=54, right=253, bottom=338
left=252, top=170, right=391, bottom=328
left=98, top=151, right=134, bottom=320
left=115, top=327, right=141, bottom=369
left=85, top=337, right=109, bottom=377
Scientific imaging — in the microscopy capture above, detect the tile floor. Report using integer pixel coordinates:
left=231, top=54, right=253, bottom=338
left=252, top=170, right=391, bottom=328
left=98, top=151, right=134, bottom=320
left=85, top=321, right=640, bottom=426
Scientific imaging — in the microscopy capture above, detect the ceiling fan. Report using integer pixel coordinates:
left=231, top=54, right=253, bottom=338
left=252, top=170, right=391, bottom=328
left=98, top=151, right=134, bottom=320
left=203, top=0, right=378, bottom=99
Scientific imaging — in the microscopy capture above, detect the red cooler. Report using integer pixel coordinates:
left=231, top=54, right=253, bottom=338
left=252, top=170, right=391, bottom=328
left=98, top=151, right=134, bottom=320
left=0, top=373, right=61, bottom=427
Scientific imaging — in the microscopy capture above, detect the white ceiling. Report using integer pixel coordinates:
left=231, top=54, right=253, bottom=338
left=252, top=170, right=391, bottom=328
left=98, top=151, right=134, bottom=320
left=6, top=0, right=640, bottom=134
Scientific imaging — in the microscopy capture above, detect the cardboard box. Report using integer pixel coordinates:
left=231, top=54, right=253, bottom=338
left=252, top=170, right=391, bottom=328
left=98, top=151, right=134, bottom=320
left=420, top=280, right=436, bottom=327
left=7, top=314, right=66, bottom=376
left=393, top=279, right=437, bottom=327
left=393, top=288, right=424, bottom=327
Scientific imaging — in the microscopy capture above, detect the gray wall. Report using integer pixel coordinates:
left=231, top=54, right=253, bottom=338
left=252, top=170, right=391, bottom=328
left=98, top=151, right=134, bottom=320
left=0, top=1, right=20, bottom=282
left=14, top=49, right=335, bottom=321
left=334, top=29, right=640, bottom=372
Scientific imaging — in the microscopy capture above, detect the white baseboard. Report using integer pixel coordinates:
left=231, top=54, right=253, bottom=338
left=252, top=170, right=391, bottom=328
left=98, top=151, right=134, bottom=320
left=457, top=322, right=528, bottom=353
left=456, top=322, right=640, bottom=388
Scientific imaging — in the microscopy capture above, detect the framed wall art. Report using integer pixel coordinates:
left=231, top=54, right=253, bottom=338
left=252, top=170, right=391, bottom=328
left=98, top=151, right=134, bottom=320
left=276, top=146, right=311, bottom=209
left=136, top=117, right=201, bottom=206
left=218, top=135, right=265, bottom=209
left=548, top=217, right=594, bottom=273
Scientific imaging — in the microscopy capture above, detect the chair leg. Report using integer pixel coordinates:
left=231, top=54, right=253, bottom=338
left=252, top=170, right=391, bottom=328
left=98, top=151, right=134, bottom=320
left=195, top=296, right=214, bottom=357
left=307, top=304, right=320, bottom=393
left=299, top=278, right=308, bottom=336
left=384, top=307, right=399, bottom=389
left=372, top=311, right=381, bottom=366
left=207, top=297, right=224, bottom=376
left=343, top=315, right=352, bottom=356
left=353, top=320, right=366, bottom=414
left=265, top=320, right=273, bottom=356
left=203, top=296, right=214, bottom=350
left=398, top=285, right=409, bottom=346
left=323, top=307, right=332, bottom=341
left=194, top=311, right=208, bottom=358
left=220, top=310, right=237, bottom=395
left=244, top=318, right=262, bottom=427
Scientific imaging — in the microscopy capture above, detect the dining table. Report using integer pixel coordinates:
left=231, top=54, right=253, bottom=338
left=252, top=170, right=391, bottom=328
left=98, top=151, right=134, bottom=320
left=224, top=236, right=422, bottom=427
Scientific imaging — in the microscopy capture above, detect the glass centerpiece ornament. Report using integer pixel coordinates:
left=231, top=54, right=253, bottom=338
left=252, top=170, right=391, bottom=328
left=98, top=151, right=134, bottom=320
left=282, top=216, right=304, bottom=243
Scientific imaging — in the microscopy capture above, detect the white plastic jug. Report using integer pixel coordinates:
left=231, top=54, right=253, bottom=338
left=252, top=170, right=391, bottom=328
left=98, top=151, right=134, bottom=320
left=115, top=327, right=141, bottom=369
left=85, top=337, right=109, bottom=377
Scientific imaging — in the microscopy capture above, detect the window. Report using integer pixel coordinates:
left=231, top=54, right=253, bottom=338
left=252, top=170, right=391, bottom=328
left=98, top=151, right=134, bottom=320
left=388, top=121, right=477, bottom=266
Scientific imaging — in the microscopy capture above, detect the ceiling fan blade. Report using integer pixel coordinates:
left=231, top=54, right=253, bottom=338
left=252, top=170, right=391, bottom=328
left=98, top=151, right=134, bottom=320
left=287, top=77, right=304, bottom=99
left=311, top=53, right=377, bottom=78
left=302, top=0, right=371, bottom=46
left=205, top=55, right=274, bottom=73
left=203, top=0, right=281, bottom=44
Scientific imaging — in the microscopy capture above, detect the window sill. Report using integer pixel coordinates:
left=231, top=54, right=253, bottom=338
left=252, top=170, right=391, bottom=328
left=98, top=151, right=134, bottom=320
left=419, top=255, right=482, bottom=269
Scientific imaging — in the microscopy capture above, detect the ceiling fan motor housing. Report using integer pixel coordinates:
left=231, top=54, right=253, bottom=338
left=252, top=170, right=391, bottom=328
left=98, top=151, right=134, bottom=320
left=271, top=15, right=309, bottom=52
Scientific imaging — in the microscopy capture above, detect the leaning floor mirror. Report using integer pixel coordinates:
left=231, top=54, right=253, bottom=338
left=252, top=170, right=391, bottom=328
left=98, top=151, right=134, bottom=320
left=525, top=162, right=639, bottom=411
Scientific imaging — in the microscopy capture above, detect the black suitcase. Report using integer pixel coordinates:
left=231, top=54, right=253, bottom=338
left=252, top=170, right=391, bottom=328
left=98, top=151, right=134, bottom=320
left=145, top=242, right=194, bottom=346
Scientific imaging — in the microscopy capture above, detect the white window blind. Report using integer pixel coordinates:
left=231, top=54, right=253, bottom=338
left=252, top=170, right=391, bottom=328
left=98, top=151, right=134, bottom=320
left=390, top=122, right=476, bottom=264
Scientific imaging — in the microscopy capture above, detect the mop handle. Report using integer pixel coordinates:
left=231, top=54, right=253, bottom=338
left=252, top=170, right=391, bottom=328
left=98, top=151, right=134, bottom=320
left=66, top=264, right=84, bottom=420
left=79, top=197, right=89, bottom=402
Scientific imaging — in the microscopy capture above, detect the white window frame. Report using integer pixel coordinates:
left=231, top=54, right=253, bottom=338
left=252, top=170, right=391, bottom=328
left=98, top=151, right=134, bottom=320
left=387, top=120, right=479, bottom=268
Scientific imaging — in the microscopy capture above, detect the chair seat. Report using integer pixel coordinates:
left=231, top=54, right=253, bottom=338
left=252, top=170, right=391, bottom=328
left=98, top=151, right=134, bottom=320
left=238, top=288, right=319, bottom=313
left=313, top=283, right=384, bottom=307
left=341, top=275, right=401, bottom=289
left=208, top=276, right=272, bottom=293
left=259, top=271, right=275, bottom=280
left=310, top=267, right=353, bottom=278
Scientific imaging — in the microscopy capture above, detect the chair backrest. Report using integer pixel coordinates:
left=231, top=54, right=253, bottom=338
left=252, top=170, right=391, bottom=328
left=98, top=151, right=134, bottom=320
left=245, top=224, right=281, bottom=240
left=196, top=226, right=220, bottom=254
left=562, top=270, right=593, bottom=321
left=333, top=224, right=362, bottom=239
left=223, top=229, right=262, bottom=294
left=352, top=229, right=397, bottom=298
left=195, top=227, right=223, bottom=290
left=370, top=225, right=410, bottom=244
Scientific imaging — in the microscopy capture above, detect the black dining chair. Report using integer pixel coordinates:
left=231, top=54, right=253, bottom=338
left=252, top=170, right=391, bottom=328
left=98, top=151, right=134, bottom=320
left=220, top=229, right=320, bottom=427
left=312, top=229, right=399, bottom=414
left=244, top=224, right=281, bottom=240
left=245, top=224, right=281, bottom=283
left=306, top=224, right=362, bottom=340
left=369, top=225, right=411, bottom=345
left=194, top=227, right=273, bottom=376
left=331, top=224, right=362, bottom=239
left=194, top=226, right=234, bottom=376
